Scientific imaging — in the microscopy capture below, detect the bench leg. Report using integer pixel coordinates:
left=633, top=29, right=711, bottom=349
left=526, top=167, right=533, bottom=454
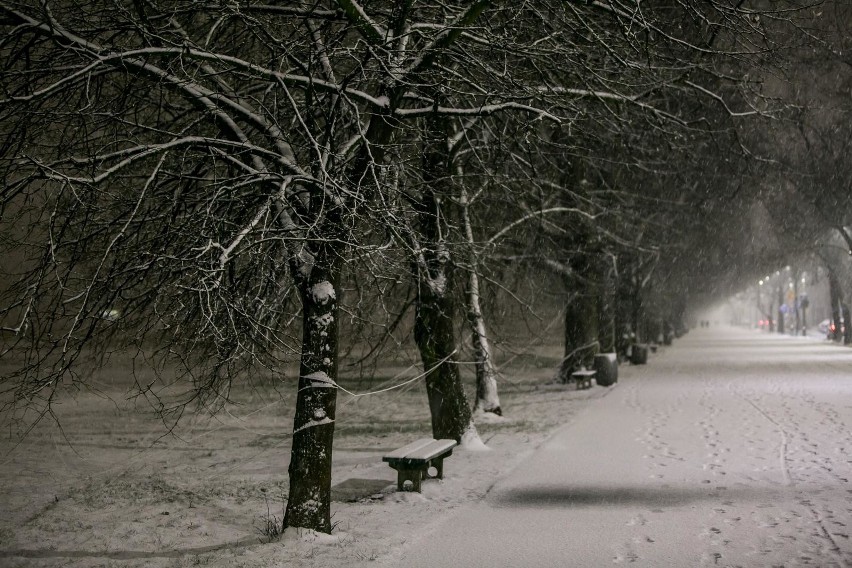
left=396, top=468, right=423, bottom=492
left=425, top=458, right=444, bottom=479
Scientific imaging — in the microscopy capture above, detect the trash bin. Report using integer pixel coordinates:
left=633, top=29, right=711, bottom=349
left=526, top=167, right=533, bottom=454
left=630, top=344, right=649, bottom=365
left=594, top=353, right=618, bottom=386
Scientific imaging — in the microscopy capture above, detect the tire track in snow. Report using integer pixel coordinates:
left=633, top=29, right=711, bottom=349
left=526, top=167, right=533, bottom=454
left=735, top=389, right=847, bottom=564
left=736, top=393, right=792, bottom=487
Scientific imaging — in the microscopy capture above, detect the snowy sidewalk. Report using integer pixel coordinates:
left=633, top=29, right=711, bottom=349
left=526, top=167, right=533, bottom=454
left=397, top=328, right=852, bottom=567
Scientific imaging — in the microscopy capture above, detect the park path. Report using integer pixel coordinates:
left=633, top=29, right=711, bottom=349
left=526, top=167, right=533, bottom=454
left=398, top=327, right=852, bottom=567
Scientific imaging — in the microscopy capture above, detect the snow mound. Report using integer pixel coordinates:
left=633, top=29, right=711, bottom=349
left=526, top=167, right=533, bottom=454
left=387, top=491, right=428, bottom=504
left=282, top=527, right=346, bottom=546
left=473, top=409, right=508, bottom=424
left=460, top=427, right=491, bottom=452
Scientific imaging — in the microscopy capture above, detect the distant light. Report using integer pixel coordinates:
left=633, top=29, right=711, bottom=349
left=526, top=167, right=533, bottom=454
left=801, top=278, right=806, bottom=283
left=759, top=280, right=764, bottom=286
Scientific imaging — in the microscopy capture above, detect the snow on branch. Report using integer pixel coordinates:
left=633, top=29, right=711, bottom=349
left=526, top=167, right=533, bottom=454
left=540, top=86, right=638, bottom=103
left=33, top=137, right=309, bottom=185
left=485, top=207, right=597, bottom=248
left=562, top=0, right=634, bottom=20
left=215, top=200, right=272, bottom=275
left=241, top=5, right=341, bottom=20
left=336, top=0, right=388, bottom=45
left=684, top=80, right=761, bottom=117
left=397, top=102, right=560, bottom=122
left=0, top=8, right=306, bottom=176
left=0, top=7, right=393, bottom=114
left=543, top=259, right=574, bottom=279
left=397, top=0, right=492, bottom=81
left=61, top=152, right=168, bottom=356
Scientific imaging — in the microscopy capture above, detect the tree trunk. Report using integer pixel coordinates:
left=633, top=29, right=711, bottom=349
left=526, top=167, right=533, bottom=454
left=768, top=297, right=775, bottom=333
left=794, top=276, right=801, bottom=335
left=415, top=263, right=476, bottom=441
left=283, top=245, right=341, bottom=533
left=615, top=257, right=636, bottom=360
left=597, top=253, right=617, bottom=354
left=827, top=266, right=843, bottom=341
left=560, top=251, right=600, bottom=381
left=776, top=284, right=785, bottom=335
left=413, top=109, right=477, bottom=443
left=630, top=277, right=643, bottom=343
left=460, top=191, right=501, bottom=416
left=467, top=262, right=501, bottom=416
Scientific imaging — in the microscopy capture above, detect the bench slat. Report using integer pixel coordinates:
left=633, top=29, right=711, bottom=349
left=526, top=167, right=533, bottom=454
left=382, top=438, right=435, bottom=461
left=398, top=439, right=456, bottom=462
left=383, top=438, right=456, bottom=463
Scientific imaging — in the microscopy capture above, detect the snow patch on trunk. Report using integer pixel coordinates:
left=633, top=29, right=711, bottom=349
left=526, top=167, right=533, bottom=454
left=310, top=281, right=336, bottom=304
left=429, top=272, right=447, bottom=296
left=311, top=312, right=334, bottom=328
left=294, top=416, right=334, bottom=434
left=302, top=371, right=337, bottom=388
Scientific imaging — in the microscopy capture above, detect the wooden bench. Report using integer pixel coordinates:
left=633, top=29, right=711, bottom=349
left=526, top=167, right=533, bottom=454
left=571, top=369, right=596, bottom=390
left=383, top=438, right=457, bottom=492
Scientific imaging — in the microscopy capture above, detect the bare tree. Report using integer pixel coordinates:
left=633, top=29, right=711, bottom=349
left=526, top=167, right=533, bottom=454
left=0, top=0, right=818, bottom=536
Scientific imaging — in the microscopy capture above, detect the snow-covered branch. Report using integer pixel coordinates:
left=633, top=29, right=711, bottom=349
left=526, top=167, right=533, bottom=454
left=485, top=207, right=596, bottom=248
left=397, top=0, right=492, bottom=81
left=684, top=80, right=761, bottom=117
left=336, top=0, right=388, bottom=45
left=397, top=102, right=561, bottom=122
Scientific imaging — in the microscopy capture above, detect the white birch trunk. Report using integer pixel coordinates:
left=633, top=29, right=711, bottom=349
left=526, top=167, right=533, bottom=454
left=461, top=190, right=502, bottom=416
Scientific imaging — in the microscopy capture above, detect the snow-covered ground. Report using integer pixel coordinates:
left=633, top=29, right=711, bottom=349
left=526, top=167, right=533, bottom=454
left=2, top=327, right=851, bottom=567
left=398, top=327, right=852, bottom=567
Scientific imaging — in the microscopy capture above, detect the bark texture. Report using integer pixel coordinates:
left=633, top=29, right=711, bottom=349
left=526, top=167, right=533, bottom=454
left=468, top=269, right=502, bottom=416
left=284, top=244, right=341, bottom=532
left=414, top=110, right=476, bottom=442
left=462, top=192, right=501, bottom=416
left=560, top=248, right=601, bottom=381
left=827, top=265, right=844, bottom=342
left=415, top=262, right=475, bottom=440
left=597, top=253, right=617, bottom=354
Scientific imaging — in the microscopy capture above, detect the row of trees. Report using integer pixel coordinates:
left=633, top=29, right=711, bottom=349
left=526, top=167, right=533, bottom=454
left=734, top=0, right=852, bottom=341
left=0, top=1, right=837, bottom=534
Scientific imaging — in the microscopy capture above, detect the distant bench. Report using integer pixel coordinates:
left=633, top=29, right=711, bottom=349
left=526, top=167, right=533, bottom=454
left=571, top=369, right=596, bottom=390
left=383, top=438, right=457, bottom=492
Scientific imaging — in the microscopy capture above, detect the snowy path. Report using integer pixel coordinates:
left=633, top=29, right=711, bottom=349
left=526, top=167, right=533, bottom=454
left=398, top=328, right=852, bottom=567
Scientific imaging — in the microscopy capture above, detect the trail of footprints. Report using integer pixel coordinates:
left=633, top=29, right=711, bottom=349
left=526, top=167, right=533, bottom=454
left=623, top=374, right=852, bottom=566
left=709, top=380, right=852, bottom=566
